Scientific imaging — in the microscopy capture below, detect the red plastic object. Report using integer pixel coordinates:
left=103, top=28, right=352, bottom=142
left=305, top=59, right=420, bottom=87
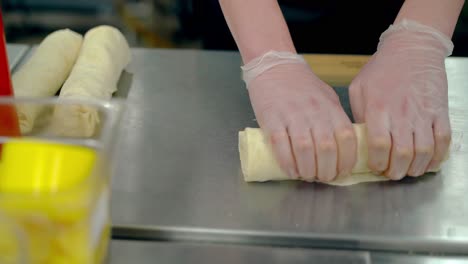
left=0, top=11, right=14, bottom=97
left=0, top=10, right=20, bottom=156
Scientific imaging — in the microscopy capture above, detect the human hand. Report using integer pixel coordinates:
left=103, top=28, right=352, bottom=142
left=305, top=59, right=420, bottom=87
left=349, top=19, right=453, bottom=180
left=242, top=51, right=357, bottom=182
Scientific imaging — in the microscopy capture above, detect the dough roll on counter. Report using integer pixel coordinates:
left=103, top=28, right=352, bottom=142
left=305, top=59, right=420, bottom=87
left=239, top=123, right=447, bottom=186
left=12, top=29, right=83, bottom=134
left=52, top=25, right=131, bottom=137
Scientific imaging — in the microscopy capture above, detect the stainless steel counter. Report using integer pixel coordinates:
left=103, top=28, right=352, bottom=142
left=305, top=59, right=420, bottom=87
left=109, top=240, right=371, bottom=264
left=109, top=240, right=468, bottom=264
left=110, top=48, right=468, bottom=255
left=6, top=44, right=29, bottom=70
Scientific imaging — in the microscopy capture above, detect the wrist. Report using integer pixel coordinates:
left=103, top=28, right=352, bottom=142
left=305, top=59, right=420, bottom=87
left=218, top=0, right=297, bottom=64
left=242, top=45, right=297, bottom=65
left=378, top=19, right=454, bottom=57
left=241, top=50, right=306, bottom=87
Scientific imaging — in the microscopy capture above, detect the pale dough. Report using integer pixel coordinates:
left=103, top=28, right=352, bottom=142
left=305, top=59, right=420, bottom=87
left=239, top=123, right=445, bottom=186
left=12, top=29, right=83, bottom=134
left=52, top=25, right=131, bottom=137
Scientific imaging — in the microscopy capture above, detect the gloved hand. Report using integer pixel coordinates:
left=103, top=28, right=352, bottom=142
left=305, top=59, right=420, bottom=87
left=349, top=19, right=453, bottom=180
left=242, top=51, right=357, bottom=182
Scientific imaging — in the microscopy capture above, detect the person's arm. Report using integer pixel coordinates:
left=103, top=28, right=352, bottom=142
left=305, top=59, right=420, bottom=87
left=218, top=0, right=296, bottom=63
left=395, top=0, right=465, bottom=38
left=219, top=0, right=357, bottom=182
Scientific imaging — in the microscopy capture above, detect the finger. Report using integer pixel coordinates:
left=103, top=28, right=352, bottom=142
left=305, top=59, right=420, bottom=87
left=333, top=115, right=357, bottom=177
left=268, top=128, right=298, bottom=179
left=290, top=127, right=317, bottom=181
left=427, top=116, right=451, bottom=172
left=408, top=123, right=434, bottom=177
left=385, top=128, right=414, bottom=180
left=349, top=79, right=365, bottom=123
left=313, top=127, right=338, bottom=182
left=365, top=111, right=391, bottom=173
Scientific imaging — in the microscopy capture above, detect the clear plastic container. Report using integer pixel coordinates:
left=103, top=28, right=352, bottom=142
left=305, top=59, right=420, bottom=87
left=0, top=97, right=124, bottom=264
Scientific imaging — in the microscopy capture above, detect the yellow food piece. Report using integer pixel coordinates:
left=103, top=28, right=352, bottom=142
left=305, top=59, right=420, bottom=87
left=0, top=139, right=110, bottom=263
left=0, top=218, right=25, bottom=264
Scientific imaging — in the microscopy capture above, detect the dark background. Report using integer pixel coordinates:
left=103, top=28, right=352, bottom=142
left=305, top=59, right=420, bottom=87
left=2, top=0, right=468, bottom=56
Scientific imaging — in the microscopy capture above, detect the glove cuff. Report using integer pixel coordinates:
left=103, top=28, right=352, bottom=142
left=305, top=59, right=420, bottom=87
left=378, top=19, right=454, bottom=57
left=241, top=50, right=306, bottom=87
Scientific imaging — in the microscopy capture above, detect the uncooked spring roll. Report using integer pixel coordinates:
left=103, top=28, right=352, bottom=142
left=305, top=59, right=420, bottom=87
left=239, top=123, right=449, bottom=186
left=12, top=29, right=83, bottom=133
left=52, top=25, right=131, bottom=137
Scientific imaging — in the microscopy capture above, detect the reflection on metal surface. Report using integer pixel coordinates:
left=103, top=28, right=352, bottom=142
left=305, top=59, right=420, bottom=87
left=110, top=49, right=468, bottom=254
left=109, top=240, right=468, bottom=264
left=372, top=253, right=468, bottom=264
left=112, top=225, right=468, bottom=255
left=110, top=240, right=371, bottom=264
left=114, top=70, right=133, bottom=99
left=6, top=44, right=29, bottom=71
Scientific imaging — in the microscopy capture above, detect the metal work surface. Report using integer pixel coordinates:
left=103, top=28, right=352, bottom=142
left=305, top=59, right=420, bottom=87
left=111, top=49, right=468, bottom=254
left=109, top=240, right=468, bottom=264
left=6, top=44, right=29, bottom=70
left=109, top=240, right=371, bottom=264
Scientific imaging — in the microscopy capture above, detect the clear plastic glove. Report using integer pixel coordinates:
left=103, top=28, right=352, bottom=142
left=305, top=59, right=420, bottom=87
left=349, top=19, right=453, bottom=180
left=242, top=51, right=357, bottom=182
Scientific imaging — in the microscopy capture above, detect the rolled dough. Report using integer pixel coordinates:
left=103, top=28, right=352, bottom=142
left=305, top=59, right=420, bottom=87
left=12, top=29, right=83, bottom=134
left=52, top=25, right=131, bottom=137
left=239, top=124, right=446, bottom=186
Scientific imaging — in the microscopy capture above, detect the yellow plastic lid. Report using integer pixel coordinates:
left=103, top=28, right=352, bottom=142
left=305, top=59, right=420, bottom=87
left=0, top=139, right=97, bottom=194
